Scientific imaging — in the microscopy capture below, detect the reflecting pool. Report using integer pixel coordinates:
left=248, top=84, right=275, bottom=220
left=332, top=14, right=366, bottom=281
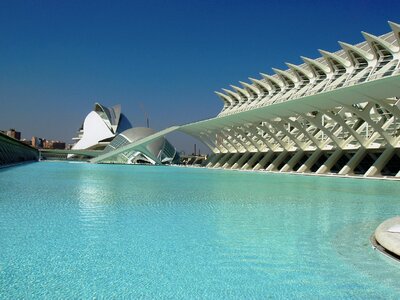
left=0, top=162, right=399, bottom=298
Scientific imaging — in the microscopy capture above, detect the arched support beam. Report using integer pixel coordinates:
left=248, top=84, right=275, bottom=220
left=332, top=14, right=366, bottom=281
left=221, top=127, right=250, bottom=152
left=235, top=127, right=264, bottom=152
left=336, top=101, right=395, bottom=147
left=240, top=81, right=260, bottom=97
left=244, top=125, right=277, bottom=151
left=272, top=68, right=298, bottom=87
left=286, top=62, right=314, bottom=81
left=301, top=56, right=331, bottom=76
left=249, top=77, right=273, bottom=95
left=389, top=21, right=400, bottom=47
left=228, top=127, right=255, bottom=152
left=222, top=88, right=241, bottom=107
left=260, top=73, right=284, bottom=91
left=323, top=109, right=367, bottom=147
left=338, top=41, right=375, bottom=66
left=362, top=31, right=399, bottom=56
left=299, top=110, right=344, bottom=149
left=218, top=129, right=243, bottom=153
left=281, top=115, right=321, bottom=150
left=318, top=49, right=352, bottom=71
left=269, top=119, right=307, bottom=151
left=195, top=131, right=223, bottom=153
left=215, top=91, right=233, bottom=111
left=231, top=85, right=250, bottom=101
left=257, top=124, right=291, bottom=151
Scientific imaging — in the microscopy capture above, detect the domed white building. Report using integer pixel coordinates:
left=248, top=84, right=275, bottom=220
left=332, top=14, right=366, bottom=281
left=102, top=127, right=180, bottom=165
left=70, top=103, right=179, bottom=165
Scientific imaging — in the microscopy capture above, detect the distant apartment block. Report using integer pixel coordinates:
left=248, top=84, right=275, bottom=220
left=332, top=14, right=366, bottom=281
left=6, top=129, right=21, bottom=140
left=31, top=136, right=44, bottom=148
left=44, top=140, right=66, bottom=149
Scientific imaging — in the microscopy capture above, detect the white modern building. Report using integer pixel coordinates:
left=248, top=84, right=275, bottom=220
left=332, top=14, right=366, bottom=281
left=101, top=127, right=180, bottom=165
left=89, top=21, right=400, bottom=178
left=176, top=21, right=400, bottom=178
left=71, top=103, right=132, bottom=152
left=70, top=103, right=180, bottom=165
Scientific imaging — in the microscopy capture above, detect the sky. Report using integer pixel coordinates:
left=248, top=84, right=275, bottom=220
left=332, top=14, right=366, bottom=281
left=1, top=0, right=400, bottom=153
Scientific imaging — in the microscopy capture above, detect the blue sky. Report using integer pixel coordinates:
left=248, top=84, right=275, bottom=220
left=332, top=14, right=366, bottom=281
left=1, top=0, right=400, bottom=153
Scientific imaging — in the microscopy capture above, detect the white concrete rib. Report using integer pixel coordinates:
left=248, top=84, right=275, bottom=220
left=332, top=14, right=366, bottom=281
left=179, top=22, right=400, bottom=178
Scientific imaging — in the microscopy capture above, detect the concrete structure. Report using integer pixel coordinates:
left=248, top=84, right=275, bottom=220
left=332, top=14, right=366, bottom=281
left=175, top=21, right=400, bottom=178
left=67, top=22, right=400, bottom=178
left=181, top=155, right=207, bottom=165
left=373, top=216, right=400, bottom=261
left=90, top=126, right=179, bottom=163
left=69, top=104, right=180, bottom=165
left=71, top=103, right=132, bottom=152
left=101, top=127, right=180, bottom=165
left=0, top=131, right=39, bottom=166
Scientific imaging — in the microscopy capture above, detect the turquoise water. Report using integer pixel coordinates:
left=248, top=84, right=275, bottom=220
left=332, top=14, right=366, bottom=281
left=0, top=162, right=400, bottom=298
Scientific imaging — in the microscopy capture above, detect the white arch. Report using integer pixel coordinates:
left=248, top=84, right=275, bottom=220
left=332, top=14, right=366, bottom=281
left=249, top=77, right=272, bottom=95
left=230, top=85, right=250, bottom=100
left=215, top=91, right=233, bottom=110
left=260, top=73, right=284, bottom=91
left=222, top=88, right=241, bottom=107
left=362, top=31, right=399, bottom=55
left=286, top=63, right=314, bottom=81
left=239, top=81, right=261, bottom=97
left=301, top=56, right=331, bottom=75
left=272, top=68, right=298, bottom=87
left=338, top=41, right=375, bottom=66
left=318, top=49, right=351, bottom=71
left=389, top=21, right=400, bottom=46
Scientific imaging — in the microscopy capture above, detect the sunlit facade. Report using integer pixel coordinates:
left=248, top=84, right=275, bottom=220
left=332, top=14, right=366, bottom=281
left=178, top=21, right=400, bottom=178
left=71, top=103, right=132, bottom=152
left=70, top=103, right=179, bottom=165
left=102, top=127, right=180, bottom=165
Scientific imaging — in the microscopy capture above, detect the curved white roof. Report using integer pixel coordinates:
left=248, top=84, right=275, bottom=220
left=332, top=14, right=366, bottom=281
left=71, top=103, right=133, bottom=152
left=217, top=21, right=400, bottom=116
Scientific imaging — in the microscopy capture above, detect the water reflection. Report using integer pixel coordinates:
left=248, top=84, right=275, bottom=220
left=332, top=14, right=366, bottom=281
left=2, top=162, right=400, bottom=298
left=205, top=171, right=400, bottom=294
left=75, top=164, right=114, bottom=240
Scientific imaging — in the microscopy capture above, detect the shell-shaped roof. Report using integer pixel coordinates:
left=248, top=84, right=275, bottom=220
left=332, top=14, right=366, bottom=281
left=94, top=103, right=122, bottom=133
